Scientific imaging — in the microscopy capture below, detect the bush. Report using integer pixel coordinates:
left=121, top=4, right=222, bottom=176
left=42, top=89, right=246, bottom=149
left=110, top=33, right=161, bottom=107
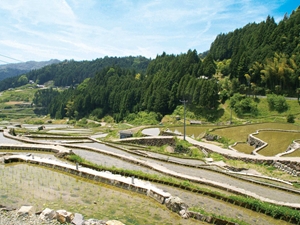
left=174, top=138, right=192, bottom=154
left=174, top=143, right=190, bottom=154
left=103, top=115, right=114, bottom=123
left=267, top=94, right=288, bottom=112
left=219, top=89, right=230, bottom=103
left=216, top=136, right=232, bottom=148
left=67, top=120, right=76, bottom=125
left=287, top=114, right=295, bottom=123
left=230, top=93, right=258, bottom=116
left=124, top=111, right=161, bottom=125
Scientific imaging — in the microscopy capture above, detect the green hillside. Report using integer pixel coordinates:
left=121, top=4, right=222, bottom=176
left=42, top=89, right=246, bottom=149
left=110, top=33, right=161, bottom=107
left=210, top=6, right=300, bottom=96
left=0, top=6, right=299, bottom=124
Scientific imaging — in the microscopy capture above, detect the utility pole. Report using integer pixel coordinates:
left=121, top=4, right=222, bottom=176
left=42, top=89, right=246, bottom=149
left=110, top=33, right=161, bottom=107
left=180, top=100, right=188, bottom=141
left=230, top=106, right=232, bottom=125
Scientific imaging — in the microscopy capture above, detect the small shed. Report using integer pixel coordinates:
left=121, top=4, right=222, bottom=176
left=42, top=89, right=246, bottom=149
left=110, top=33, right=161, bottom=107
left=190, top=120, right=202, bottom=125
left=119, top=130, right=133, bottom=139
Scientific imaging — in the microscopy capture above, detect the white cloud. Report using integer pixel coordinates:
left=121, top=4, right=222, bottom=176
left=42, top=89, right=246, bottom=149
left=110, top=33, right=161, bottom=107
left=0, top=0, right=296, bottom=63
left=1, top=0, right=77, bottom=26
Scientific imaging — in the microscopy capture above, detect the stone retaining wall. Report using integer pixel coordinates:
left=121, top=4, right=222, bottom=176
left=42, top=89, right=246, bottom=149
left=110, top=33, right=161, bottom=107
left=247, top=131, right=267, bottom=155
left=200, top=145, right=300, bottom=176
left=118, top=136, right=176, bottom=146
left=0, top=144, right=67, bottom=154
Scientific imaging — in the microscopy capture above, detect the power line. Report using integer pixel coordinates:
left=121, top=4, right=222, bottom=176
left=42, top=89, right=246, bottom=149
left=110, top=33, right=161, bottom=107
left=0, top=53, right=23, bottom=63
left=0, top=59, right=11, bottom=64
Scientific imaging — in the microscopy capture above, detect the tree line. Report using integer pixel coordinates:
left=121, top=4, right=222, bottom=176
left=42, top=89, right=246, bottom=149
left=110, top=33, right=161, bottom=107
left=33, top=50, right=219, bottom=122
left=0, top=56, right=149, bottom=91
left=210, top=7, right=300, bottom=96
left=3, top=6, right=300, bottom=122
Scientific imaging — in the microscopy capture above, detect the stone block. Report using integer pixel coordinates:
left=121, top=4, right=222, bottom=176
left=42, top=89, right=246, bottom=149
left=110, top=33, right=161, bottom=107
left=17, top=205, right=35, bottom=216
left=56, top=209, right=74, bottom=223
left=39, top=208, right=57, bottom=221
left=72, top=213, right=84, bottom=225
left=106, top=220, right=125, bottom=225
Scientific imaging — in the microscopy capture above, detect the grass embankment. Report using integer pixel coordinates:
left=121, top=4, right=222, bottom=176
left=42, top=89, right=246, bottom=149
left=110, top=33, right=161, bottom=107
left=67, top=154, right=300, bottom=224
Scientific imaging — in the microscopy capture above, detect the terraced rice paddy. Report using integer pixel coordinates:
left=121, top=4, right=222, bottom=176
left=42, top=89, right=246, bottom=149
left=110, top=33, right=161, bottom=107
left=0, top=164, right=200, bottom=225
left=255, top=131, right=300, bottom=156
left=1, top=123, right=300, bottom=225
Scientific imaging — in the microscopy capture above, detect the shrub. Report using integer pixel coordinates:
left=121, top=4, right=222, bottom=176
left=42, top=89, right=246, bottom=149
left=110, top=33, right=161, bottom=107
left=287, top=114, right=295, bottom=123
left=216, top=136, right=232, bottom=148
left=68, top=154, right=85, bottom=163
left=174, top=137, right=192, bottom=154
left=67, top=120, right=76, bottom=125
left=174, top=143, right=190, bottom=154
left=230, top=93, right=258, bottom=116
left=125, top=111, right=161, bottom=125
left=267, top=94, right=288, bottom=112
left=103, top=115, right=114, bottom=123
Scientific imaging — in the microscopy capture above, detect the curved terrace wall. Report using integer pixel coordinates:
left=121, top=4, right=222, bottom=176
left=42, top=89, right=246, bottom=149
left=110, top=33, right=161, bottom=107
left=2, top=130, right=300, bottom=208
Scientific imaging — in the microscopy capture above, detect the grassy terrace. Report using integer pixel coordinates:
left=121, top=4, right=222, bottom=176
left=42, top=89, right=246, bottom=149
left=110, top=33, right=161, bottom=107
left=255, top=130, right=300, bottom=156
left=168, top=122, right=300, bottom=156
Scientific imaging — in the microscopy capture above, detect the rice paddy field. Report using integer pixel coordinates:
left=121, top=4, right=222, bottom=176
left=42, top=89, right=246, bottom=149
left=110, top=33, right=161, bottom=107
left=168, top=123, right=300, bottom=156
left=255, top=131, right=300, bottom=156
left=211, top=123, right=300, bottom=143
left=0, top=163, right=201, bottom=225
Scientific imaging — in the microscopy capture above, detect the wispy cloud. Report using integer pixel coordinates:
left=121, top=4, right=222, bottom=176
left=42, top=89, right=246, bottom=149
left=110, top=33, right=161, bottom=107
left=0, top=0, right=297, bottom=63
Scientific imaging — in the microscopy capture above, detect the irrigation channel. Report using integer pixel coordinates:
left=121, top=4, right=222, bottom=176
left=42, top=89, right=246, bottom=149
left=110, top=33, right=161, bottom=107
left=0, top=131, right=299, bottom=225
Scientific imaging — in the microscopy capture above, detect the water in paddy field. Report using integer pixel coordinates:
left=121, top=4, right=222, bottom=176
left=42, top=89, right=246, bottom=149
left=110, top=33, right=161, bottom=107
left=0, top=164, right=291, bottom=225
left=0, top=164, right=202, bottom=225
left=0, top=131, right=298, bottom=224
left=0, top=132, right=22, bottom=144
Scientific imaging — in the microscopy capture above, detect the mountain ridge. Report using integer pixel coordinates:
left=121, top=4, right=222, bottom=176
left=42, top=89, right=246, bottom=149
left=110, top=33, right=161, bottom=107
left=0, top=59, right=60, bottom=81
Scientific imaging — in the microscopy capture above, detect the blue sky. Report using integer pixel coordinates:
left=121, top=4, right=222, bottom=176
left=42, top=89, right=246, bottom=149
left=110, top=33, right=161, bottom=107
left=0, top=0, right=298, bottom=64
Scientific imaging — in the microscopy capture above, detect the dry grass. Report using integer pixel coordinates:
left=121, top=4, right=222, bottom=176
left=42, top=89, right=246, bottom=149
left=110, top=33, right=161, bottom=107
left=283, top=149, right=300, bottom=157
left=5, top=101, right=24, bottom=105
left=232, top=143, right=254, bottom=154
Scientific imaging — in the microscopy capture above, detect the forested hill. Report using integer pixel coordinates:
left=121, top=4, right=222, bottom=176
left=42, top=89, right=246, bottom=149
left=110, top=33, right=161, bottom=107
left=10, top=6, right=300, bottom=123
left=33, top=50, right=219, bottom=122
left=0, top=59, right=60, bottom=81
left=0, top=56, right=150, bottom=91
left=210, top=6, right=300, bottom=95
